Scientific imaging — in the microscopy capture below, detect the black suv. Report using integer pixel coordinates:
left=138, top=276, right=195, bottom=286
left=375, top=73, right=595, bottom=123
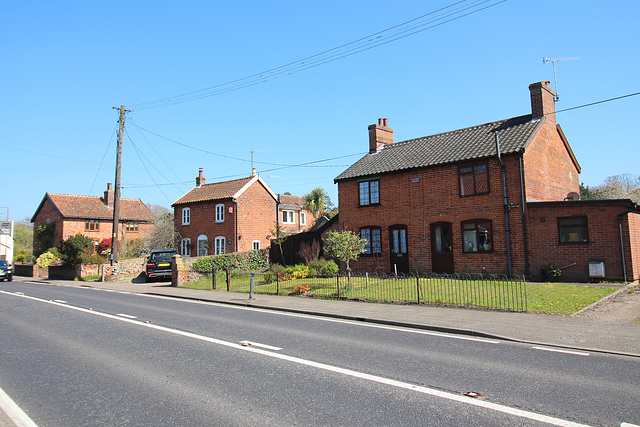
left=145, top=250, right=177, bottom=282
left=0, top=260, right=13, bottom=282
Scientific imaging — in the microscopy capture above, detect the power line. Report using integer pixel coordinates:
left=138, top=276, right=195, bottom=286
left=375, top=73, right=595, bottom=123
left=129, top=121, right=363, bottom=168
left=555, top=91, right=640, bottom=114
left=129, top=0, right=508, bottom=110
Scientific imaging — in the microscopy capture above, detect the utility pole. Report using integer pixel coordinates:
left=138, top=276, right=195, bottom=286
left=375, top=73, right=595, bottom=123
left=111, top=105, right=129, bottom=266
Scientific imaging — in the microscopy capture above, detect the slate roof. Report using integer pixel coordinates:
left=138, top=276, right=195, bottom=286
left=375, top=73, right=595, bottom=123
left=37, top=193, right=156, bottom=222
left=335, top=115, right=543, bottom=182
left=172, top=175, right=278, bottom=206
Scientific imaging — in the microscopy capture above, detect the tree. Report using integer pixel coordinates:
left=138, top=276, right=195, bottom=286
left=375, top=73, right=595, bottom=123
left=144, top=211, right=179, bottom=253
left=581, top=174, right=640, bottom=202
left=13, top=222, right=33, bottom=251
left=323, top=230, right=366, bottom=278
left=303, top=187, right=334, bottom=221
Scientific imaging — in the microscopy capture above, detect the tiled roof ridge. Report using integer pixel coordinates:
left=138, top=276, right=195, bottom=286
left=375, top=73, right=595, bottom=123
left=198, top=175, right=253, bottom=187
left=48, top=192, right=144, bottom=203
left=381, top=114, right=533, bottom=150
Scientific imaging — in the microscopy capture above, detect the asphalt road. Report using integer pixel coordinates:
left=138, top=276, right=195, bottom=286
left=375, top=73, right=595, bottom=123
left=1, top=279, right=638, bottom=426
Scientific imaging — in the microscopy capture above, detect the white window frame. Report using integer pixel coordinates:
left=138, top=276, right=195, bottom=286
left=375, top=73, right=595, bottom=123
left=215, top=236, right=226, bottom=255
left=215, top=203, right=225, bottom=223
left=300, top=212, right=306, bottom=226
left=182, top=207, right=191, bottom=225
left=252, top=240, right=260, bottom=250
left=181, top=238, right=191, bottom=257
left=197, top=234, right=208, bottom=257
left=282, top=210, right=295, bottom=224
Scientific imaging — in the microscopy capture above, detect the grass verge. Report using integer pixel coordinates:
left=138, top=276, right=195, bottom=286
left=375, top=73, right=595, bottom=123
left=180, top=274, right=618, bottom=315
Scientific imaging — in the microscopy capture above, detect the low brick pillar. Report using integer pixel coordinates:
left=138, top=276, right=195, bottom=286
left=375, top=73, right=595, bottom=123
left=172, top=254, right=188, bottom=287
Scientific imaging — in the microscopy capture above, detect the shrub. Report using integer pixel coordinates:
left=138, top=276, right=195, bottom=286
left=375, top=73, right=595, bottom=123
left=36, top=251, right=58, bottom=267
left=321, top=260, right=339, bottom=276
left=77, top=253, right=108, bottom=265
left=541, top=265, right=562, bottom=282
left=293, top=284, right=311, bottom=294
left=287, top=264, right=309, bottom=279
left=264, top=264, right=286, bottom=283
left=248, top=250, right=269, bottom=271
left=298, top=240, right=321, bottom=263
left=58, top=233, right=94, bottom=265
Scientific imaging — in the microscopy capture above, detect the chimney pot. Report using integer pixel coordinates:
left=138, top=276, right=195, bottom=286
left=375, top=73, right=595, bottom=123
left=196, top=168, right=206, bottom=187
left=368, top=118, right=394, bottom=153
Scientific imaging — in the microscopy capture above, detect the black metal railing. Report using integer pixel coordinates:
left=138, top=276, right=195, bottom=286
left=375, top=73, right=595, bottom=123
left=212, top=269, right=527, bottom=312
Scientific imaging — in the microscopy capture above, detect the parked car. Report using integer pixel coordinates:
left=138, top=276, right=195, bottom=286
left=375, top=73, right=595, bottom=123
left=0, top=260, right=13, bottom=282
left=145, top=250, right=177, bottom=282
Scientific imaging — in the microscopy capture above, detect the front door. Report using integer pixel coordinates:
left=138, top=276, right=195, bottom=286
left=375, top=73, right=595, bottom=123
left=389, top=225, right=409, bottom=274
left=431, top=222, right=454, bottom=274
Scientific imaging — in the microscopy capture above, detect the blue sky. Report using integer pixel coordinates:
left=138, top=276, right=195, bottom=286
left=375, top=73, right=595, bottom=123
left=2, top=0, right=638, bottom=222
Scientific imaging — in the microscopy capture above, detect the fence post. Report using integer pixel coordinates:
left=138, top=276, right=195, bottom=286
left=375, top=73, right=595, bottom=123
left=337, top=273, right=340, bottom=299
left=249, top=271, right=255, bottom=300
left=212, top=265, right=216, bottom=290
left=416, top=274, right=421, bottom=304
left=226, top=268, right=230, bottom=291
left=276, top=271, right=280, bottom=295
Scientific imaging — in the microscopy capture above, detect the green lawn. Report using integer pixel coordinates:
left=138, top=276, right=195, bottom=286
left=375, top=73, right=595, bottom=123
left=180, top=273, right=618, bottom=315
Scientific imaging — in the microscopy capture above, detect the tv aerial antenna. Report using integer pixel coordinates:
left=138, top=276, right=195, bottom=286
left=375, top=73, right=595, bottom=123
left=543, top=57, right=580, bottom=102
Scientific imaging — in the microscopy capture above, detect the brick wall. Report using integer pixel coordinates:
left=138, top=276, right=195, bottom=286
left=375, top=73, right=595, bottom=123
left=522, top=122, right=580, bottom=201
left=338, top=155, right=528, bottom=276
left=237, top=181, right=278, bottom=252
left=527, top=201, right=640, bottom=282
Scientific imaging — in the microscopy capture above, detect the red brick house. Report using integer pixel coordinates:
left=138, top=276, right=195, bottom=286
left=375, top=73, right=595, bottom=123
left=32, top=183, right=156, bottom=254
left=172, top=169, right=313, bottom=257
left=335, top=81, right=640, bottom=282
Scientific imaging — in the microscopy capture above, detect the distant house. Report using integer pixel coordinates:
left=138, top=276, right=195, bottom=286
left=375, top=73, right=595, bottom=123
left=172, top=169, right=313, bottom=257
left=31, top=183, right=156, bottom=254
left=335, top=81, right=640, bottom=282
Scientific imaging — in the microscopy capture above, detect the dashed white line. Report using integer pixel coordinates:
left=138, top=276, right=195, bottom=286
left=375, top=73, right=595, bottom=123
left=1, top=290, right=590, bottom=426
left=532, top=346, right=590, bottom=357
left=116, top=314, right=137, bottom=319
left=240, top=340, right=282, bottom=351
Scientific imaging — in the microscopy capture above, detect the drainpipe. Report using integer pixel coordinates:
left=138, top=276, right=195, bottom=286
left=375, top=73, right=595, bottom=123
left=617, top=206, right=637, bottom=283
left=518, top=154, right=530, bottom=277
left=496, top=133, right=513, bottom=277
left=234, top=200, right=238, bottom=253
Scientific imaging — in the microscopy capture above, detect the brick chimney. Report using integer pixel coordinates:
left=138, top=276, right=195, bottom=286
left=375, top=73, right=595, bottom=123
left=368, top=118, right=393, bottom=153
left=103, top=183, right=114, bottom=207
left=529, top=81, right=556, bottom=124
left=196, top=168, right=206, bottom=187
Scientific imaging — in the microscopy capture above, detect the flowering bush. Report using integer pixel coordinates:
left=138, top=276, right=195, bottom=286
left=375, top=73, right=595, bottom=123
left=36, top=251, right=58, bottom=267
left=293, top=284, right=310, bottom=294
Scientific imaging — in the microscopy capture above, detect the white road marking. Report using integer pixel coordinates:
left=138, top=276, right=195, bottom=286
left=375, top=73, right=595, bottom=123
left=1, top=290, right=590, bottom=426
left=116, top=314, right=137, bottom=319
left=621, top=423, right=640, bottom=427
left=135, top=293, right=500, bottom=343
left=240, top=340, right=282, bottom=351
left=532, top=346, right=590, bottom=357
left=53, top=300, right=67, bottom=303
left=0, top=385, right=38, bottom=427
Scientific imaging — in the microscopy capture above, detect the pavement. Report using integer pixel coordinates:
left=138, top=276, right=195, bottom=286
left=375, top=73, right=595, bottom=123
left=21, top=277, right=640, bottom=358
